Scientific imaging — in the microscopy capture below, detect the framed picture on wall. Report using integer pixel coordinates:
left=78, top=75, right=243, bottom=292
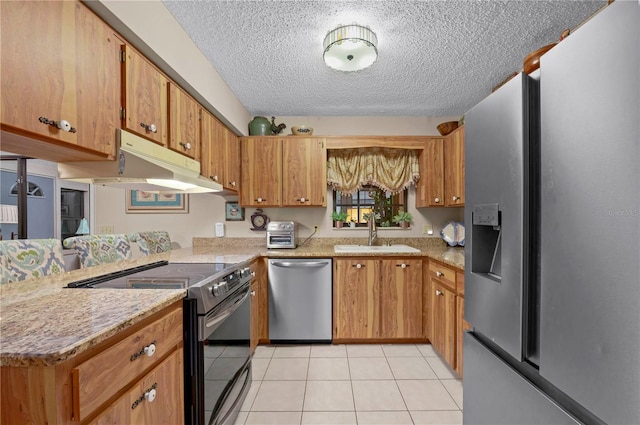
left=225, top=202, right=244, bottom=221
left=126, top=190, right=189, bottom=214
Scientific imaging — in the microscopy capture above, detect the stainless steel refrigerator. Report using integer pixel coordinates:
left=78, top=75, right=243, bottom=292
left=463, top=2, right=639, bottom=424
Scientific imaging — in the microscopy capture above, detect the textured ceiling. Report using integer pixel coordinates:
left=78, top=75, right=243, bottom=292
left=162, top=0, right=606, bottom=117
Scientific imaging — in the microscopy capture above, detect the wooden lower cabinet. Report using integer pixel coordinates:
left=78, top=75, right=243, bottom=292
left=333, top=258, right=423, bottom=341
left=427, top=260, right=467, bottom=377
left=0, top=301, right=183, bottom=425
left=93, top=348, right=184, bottom=425
left=250, top=258, right=269, bottom=345
left=334, top=259, right=379, bottom=339
left=432, top=281, right=457, bottom=368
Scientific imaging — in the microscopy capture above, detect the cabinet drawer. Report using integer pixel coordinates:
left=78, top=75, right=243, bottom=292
left=72, top=305, right=182, bottom=421
left=93, top=348, right=184, bottom=425
left=428, top=261, right=456, bottom=291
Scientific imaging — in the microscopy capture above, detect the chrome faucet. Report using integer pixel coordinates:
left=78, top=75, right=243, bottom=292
left=368, top=217, right=378, bottom=246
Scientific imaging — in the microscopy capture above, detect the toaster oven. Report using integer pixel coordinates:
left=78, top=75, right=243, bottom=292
left=266, top=221, right=297, bottom=249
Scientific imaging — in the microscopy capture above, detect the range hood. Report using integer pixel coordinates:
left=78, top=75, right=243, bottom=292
left=58, top=130, right=222, bottom=193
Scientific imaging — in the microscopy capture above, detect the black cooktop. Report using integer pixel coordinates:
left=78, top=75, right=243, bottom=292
left=67, top=261, right=236, bottom=289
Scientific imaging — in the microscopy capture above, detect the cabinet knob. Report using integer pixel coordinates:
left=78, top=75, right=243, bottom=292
left=353, top=263, right=364, bottom=269
left=144, top=388, right=157, bottom=403
left=230, top=181, right=236, bottom=187
left=251, top=271, right=256, bottom=277
left=255, top=197, right=265, bottom=203
left=38, top=116, right=77, bottom=133
left=452, top=196, right=459, bottom=201
left=251, top=290, right=256, bottom=296
left=436, top=271, right=445, bottom=277
left=140, top=122, right=157, bottom=133
left=434, top=197, right=440, bottom=203
left=298, top=197, right=308, bottom=203
left=144, top=343, right=156, bottom=357
left=396, top=263, right=408, bottom=268
left=435, top=290, right=443, bottom=296
left=210, top=175, right=218, bottom=182
left=179, top=141, right=192, bottom=150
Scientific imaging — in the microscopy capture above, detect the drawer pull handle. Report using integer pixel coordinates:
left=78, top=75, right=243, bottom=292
left=131, top=383, right=157, bottom=409
left=436, top=271, right=445, bottom=277
left=130, top=341, right=157, bottom=361
left=39, top=116, right=77, bottom=133
left=353, top=263, right=364, bottom=269
left=396, top=263, right=409, bottom=268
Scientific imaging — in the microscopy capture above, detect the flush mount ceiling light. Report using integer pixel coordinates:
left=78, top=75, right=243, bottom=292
left=323, top=24, right=378, bottom=72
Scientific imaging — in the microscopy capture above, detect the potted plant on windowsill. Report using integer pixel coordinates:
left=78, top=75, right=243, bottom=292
left=392, top=211, right=413, bottom=228
left=332, top=211, right=348, bottom=228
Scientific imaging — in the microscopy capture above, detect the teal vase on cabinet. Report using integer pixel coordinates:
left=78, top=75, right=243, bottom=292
left=248, top=116, right=270, bottom=136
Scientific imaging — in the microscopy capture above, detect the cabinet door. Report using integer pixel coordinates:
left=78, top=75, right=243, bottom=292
left=168, top=83, right=200, bottom=160
left=123, top=45, right=168, bottom=146
left=379, top=259, right=423, bottom=339
left=416, top=138, right=445, bottom=207
left=257, top=258, right=269, bottom=342
left=250, top=280, right=259, bottom=354
left=240, top=137, right=282, bottom=207
left=1, top=1, right=119, bottom=161
left=333, top=259, right=379, bottom=339
left=282, top=137, right=326, bottom=206
left=223, top=126, right=240, bottom=191
left=200, top=110, right=225, bottom=185
left=444, top=126, right=465, bottom=206
left=432, top=282, right=457, bottom=368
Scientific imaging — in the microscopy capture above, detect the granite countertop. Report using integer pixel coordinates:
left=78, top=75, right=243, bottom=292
left=1, top=238, right=464, bottom=367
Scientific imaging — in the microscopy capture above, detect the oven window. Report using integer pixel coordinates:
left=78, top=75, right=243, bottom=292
left=203, top=292, right=251, bottom=423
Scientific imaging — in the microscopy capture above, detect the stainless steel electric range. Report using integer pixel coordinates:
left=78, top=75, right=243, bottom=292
left=68, top=260, right=253, bottom=425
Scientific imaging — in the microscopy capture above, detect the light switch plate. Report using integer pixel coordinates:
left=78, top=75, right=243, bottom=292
left=215, top=222, right=225, bottom=237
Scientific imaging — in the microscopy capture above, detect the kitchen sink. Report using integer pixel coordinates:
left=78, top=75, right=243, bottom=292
left=333, top=244, right=421, bottom=253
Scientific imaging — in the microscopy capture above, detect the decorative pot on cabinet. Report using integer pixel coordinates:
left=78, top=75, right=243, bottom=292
left=249, top=116, right=271, bottom=135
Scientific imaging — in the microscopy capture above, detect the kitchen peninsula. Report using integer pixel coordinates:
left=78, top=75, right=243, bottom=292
left=1, top=238, right=464, bottom=424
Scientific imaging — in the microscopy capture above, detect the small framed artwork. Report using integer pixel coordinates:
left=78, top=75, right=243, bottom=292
left=126, top=190, right=189, bottom=214
left=225, top=202, right=245, bottom=221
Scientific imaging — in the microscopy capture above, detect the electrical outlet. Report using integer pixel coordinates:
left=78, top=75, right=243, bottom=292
left=100, top=225, right=114, bottom=234
left=423, top=224, right=433, bottom=235
left=314, top=225, right=319, bottom=232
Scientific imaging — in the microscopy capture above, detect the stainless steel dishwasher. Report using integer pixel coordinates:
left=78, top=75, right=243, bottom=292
left=268, top=258, right=332, bottom=342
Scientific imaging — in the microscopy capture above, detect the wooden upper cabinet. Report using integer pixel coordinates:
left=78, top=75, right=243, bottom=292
left=379, top=259, right=423, bottom=339
left=168, top=83, right=200, bottom=161
left=240, top=137, right=282, bottom=207
left=0, top=1, right=119, bottom=161
left=200, top=110, right=224, bottom=185
left=416, top=137, right=445, bottom=207
left=444, top=126, right=465, bottom=206
left=282, top=138, right=326, bottom=206
left=122, top=45, right=168, bottom=146
left=223, top=125, right=240, bottom=191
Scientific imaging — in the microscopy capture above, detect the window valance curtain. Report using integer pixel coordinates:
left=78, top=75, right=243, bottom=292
left=327, top=148, right=420, bottom=195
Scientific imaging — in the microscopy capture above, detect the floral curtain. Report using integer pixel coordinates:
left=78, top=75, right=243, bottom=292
left=327, top=148, right=420, bottom=194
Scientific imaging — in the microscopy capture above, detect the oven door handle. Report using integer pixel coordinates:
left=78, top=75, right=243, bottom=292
left=204, top=288, right=250, bottom=331
left=271, top=261, right=329, bottom=269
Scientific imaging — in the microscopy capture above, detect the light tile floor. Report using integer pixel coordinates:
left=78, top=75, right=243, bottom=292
left=234, top=343, right=463, bottom=425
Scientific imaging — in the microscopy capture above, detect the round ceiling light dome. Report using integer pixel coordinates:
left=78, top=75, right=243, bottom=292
left=323, top=24, right=378, bottom=72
